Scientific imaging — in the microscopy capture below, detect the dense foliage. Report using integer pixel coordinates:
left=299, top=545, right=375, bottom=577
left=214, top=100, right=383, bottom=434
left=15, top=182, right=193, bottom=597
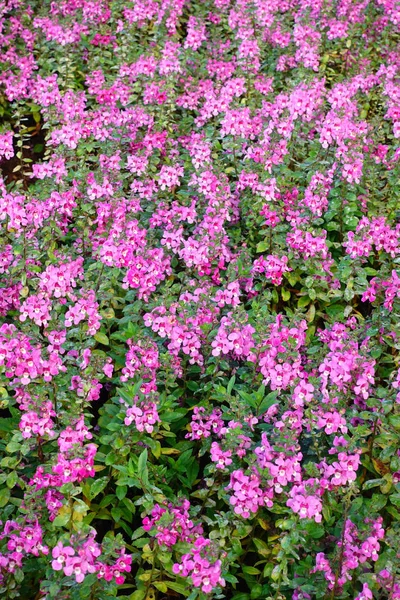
left=1, top=0, right=400, bottom=598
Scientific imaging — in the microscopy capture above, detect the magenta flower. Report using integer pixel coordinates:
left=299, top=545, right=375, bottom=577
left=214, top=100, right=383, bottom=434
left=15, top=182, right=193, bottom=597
left=355, top=583, right=373, bottom=600
left=51, top=542, right=74, bottom=572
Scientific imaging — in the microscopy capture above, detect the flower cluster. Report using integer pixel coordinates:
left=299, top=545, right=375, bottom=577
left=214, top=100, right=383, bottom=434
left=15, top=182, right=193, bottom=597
left=312, top=518, right=385, bottom=590
left=143, top=499, right=203, bottom=547
left=172, top=537, right=225, bottom=594
left=226, top=469, right=267, bottom=518
left=0, top=520, right=48, bottom=584
left=1, top=0, right=400, bottom=598
left=29, top=419, right=96, bottom=491
left=51, top=536, right=131, bottom=585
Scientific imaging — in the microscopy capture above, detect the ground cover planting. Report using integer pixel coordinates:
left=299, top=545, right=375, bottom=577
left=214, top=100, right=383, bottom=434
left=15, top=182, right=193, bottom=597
left=1, top=0, right=400, bottom=598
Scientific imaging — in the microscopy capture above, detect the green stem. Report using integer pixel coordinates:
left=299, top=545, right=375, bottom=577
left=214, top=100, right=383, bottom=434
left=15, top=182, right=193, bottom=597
left=95, top=262, right=105, bottom=293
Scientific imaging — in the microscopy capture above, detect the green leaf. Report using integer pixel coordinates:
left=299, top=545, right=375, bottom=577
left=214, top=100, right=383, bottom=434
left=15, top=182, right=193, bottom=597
left=175, top=449, right=194, bottom=471
left=52, top=508, right=71, bottom=527
left=369, top=493, right=387, bottom=511
left=6, top=441, right=21, bottom=453
left=0, top=487, right=10, bottom=508
left=166, top=582, right=188, bottom=595
left=6, top=471, right=18, bottom=489
left=90, top=476, right=109, bottom=500
left=238, top=389, right=257, bottom=409
left=258, top=391, right=278, bottom=414
left=389, top=415, right=400, bottom=430
left=122, top=497, right=136, bottom=515
left=256, top=240, right=268, bottom=253
left=129, top=590, right=146, bottom=600
left=14, top=568, right=24, bottom=584
left=390, top=494, right=400, bottom=508
left=385, top=505, right=400, bottom=520
left=111, top=507, right=123, bottom=522
left=305, top=304, right=316, bottom=323
left=363, top=478, right=385, bottom=490
left=325, top=303, right=344, bottom=320
left=116, top=485, right=127, bottom=500
left=186, top=381, right=199, bottom=391
left=138, top=449, right=149, bottom=486
left=242, top=566, right=261, bottom=575
left=287, top=272, right=299, bottom=286
left=298, top=295, right=311, bottom=308
left=0, top=417, right=18, bottom=432
left=150, top=440, right=161, bottom=459
left=303, top=521, right=325, bottom=539
left=94, top=332, right=109, bottom=345
left=253, top=538, right=269, bottom=555
left=250, top=584, right=263, bottom=599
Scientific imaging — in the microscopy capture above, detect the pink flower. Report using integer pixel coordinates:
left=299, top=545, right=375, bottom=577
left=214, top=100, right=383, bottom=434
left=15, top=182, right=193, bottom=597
left=226, top=470, right=266, bottom=518
left=287, top=492, right=322, bottom=522
left=210, top=442, right=232, bottom=469
left=103, top=359, right=114, bottom=377
left=51, top=542, right=75, bottom=571
left=355, top=583, right=373, bottom=600
left=64, top=556, right=94, bottom=583
left=0, top=131, right=14, bottom=159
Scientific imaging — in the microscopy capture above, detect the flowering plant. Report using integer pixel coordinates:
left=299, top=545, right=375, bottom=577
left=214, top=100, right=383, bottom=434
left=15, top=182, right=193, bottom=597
left=1, top=0, right=400, bottom=599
